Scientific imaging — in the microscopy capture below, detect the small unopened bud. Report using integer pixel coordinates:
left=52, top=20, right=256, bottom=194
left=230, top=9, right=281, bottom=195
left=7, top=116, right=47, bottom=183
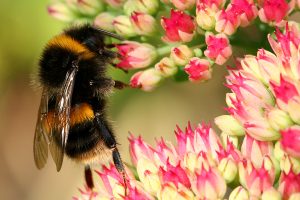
left=94, top=12, right=115, bottom=31
left=215, top=115, right=245, bottom=136
left=155, top=57, right=177, bottom=77
left=261, top=187, right=281, bottom=200
left=130, top=69, right=162, bottom=91
left=171, top=0, right=195, bottom=10
left=47, top=2, right=75, bottom=22
left=124, top=0, right=159, bottom=15
left=130, top=12, right=157, bottom=36
left=76, top=0, right=103, bottom=16
left=113, top=15, right=137, bottom=37
left=229, top=186, right=249, bottom=200
left=218, top=158, right=238, bottom=183
left=170, top=45, right=194, bottom=66
left=267, top=108, right=293, bottom=131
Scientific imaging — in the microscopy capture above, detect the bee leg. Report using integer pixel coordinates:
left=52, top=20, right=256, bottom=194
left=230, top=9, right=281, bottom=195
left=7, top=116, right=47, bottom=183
left=84, top=165, right=94, bottom=189
left=94, top=113, right=127, bottom=195
left=112, top=148, right=127, bottom=195
left=114, top=80, right=129, bottom=90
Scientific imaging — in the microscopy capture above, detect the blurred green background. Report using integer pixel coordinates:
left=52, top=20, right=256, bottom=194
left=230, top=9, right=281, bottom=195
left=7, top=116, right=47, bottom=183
left=0, top=0, right=228, bottom=199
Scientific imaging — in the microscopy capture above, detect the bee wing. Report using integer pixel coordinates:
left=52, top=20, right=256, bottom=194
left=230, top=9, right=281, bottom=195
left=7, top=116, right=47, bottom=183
left=33, top=88, right=50, bottom=169
left=50, top=65, right=78, bottom=171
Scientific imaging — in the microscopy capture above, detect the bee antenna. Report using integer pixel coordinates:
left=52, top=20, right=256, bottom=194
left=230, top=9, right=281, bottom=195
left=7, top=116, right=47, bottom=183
left=94, top=27, right=125, bottom=41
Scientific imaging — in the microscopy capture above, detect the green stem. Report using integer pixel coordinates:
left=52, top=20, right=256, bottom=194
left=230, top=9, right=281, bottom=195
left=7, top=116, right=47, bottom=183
left=156, top=45, right=176, bottom=57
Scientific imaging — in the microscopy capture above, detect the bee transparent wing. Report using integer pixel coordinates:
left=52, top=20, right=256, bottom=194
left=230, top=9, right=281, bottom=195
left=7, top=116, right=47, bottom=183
left=50, top=64, right=78, bottom=171
left=33, top=88, right=50, bottom=169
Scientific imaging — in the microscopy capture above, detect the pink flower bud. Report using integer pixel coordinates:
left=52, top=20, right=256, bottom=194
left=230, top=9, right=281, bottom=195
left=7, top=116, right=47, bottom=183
left=76, top=0, right=103, bottom=15
left=94, top=12, right=115, bottom=32
left=129, top=134, right=154, bottom=165
left=261, top=187, right=282, bottom=200
left=158, top=183, right=195, bottom=200
left=159, top=161, right=191, bottom=188
left=278, top=169, right=300, bottom=200
left=215, top=115, right=245, bottom=136
left=266, top=108, right=292, bottom=131
left=192, top=165, right=227, bottom=199
left=155, top=57, right=177, bottom=77
left=197, top=0, right=226, bottom=11
left=104, top=0, right=125, bottom=8
left=287, top=96, right=300, bottom=124
left=153, top=138, right=178, bottom=166
left=170, top=45, right=194, bottom=66
left=204, top=33, right=232, bottom=65
left=113, top=15, right=137, bottom=37
left=130, top=69, right=162, bottom=91
left=161, top=10, right=196, bottom=43
left=280, top=154, right=300, bottom=175
left=215, top=8, right=240, bottom=35
left=116, top=41, right=157, bottom=70
left=229, top=186, right=249, bottom=200
left=258, top=0, right=289, bottom=24
left=130, top=12, right=157, bottom=36
left=229, top=0, right=258, bottom=27
left=270, top=76, right=299, bottom=110
left=184, top=57, right=212, bottom=82
left=196, top=4, right=217, bottom=31
left=218, top=157, right=238, bottom=183
left=241, top=134, right=273, bottom=168
left=280, top=126, right=300, bottom=158
left=171, top=0, right=195, bottom=10
left=47, top=2, right=75, bottom=22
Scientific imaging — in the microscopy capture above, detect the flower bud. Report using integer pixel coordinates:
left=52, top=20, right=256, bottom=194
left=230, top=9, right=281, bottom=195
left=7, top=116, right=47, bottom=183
left=289, top=193, right=300, bottom=200
left=47, top=2, right=75, bottom=22
left=258, top=0, right=289, bottom=25
left=196, top=3, right=216, bottom=31
left=204, top=33, right=232, bottom=65
left=184, top=57, right=212, bottom=82
left=116, top=41, right=157, bottom=70
left=241, top=134, right=273, bottom=168
left=137, top=157, right=161, bottom=195
left=94, top=12, right=115, bottom=31
left=158, top=183, right=195, bottom=200
left=170, top=45, right=194, bottom=66
left=229, top=186, right=249, bottom=200
left=130, top=69, right=162, bottom=91
left=113, top=15, right=137, bottom=37
left=280, top=126, right=300, bottom=158
left=218, top=157, right=238, bottom=183
left=104, top=0, right=125, bottom=8
left=261, top=187, right=281, bottom=200
left=280, top=154, right=300, bottom=175
left=287, top=96, right=300, bottom=124
left=130, top=12, right=157, bottom=36
left=161, top=10, right=196, bottom=43
left=266, top=108, right=293, bottom=131
left=124, top=0, right=159, bottom=15
left=171, top=0, right=195, bottom=11
left=192, top=165, right=227, bottom=199
left=215, top=115, right=245, bottom=136
left=76, top=0, right=103, bottom=16
left=215, top=8, right=240, bottom=35
left=155, top=57, right=177, bottom=77
left=129, top=134, right=154, bottom=165
left=220, top=133, right=239, bottom=148
left=278, top=170, right=300, bottom=200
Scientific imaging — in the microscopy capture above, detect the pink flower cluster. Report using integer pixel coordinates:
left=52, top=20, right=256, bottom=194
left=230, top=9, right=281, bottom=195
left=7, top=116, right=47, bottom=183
left=48, top=0, right=299, bottom=91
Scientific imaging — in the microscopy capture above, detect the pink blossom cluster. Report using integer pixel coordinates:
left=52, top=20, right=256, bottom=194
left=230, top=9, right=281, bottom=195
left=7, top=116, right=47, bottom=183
left=47, top=0, right=299, bottom=91
left=73, top=23, right=300, bottom=200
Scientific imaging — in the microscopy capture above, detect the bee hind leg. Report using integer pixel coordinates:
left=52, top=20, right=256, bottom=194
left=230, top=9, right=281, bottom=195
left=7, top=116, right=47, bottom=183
left=84, top=165, right=94, bottom=189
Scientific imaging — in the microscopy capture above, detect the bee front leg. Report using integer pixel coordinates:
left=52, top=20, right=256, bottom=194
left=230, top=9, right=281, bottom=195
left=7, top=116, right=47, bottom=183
left=114, top=80, right=129, bottom=90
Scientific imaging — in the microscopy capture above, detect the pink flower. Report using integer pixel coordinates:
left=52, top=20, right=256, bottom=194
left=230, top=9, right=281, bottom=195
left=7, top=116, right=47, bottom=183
left=278, top=169, right=300, bottom=200
left=197, top=0, right=226, bottom=11
left=161, top=10, right=196, bottom=43
left=229, top=0, right=258, bottom=27
left=116, top=41, right=157, bottom=70
left=130, top=12, right=156, bottom=36
left=258, top=0, right=289, bottom=24
left=171, top=0, right=195, bottom=10
left=241, top=134, right=273, bottom=167
left=204, top=33, right=232, bottom=65
left=130, top=69, right=162, bottom=91
left=128, top=134, right=154, bottom=165
left=184, top=57, right=212, bottom=82
left=192, top=165, right=227, bottom=199
left=215, top=8, right=240, bottom=35
left=280, top=126, right=300, bottom=158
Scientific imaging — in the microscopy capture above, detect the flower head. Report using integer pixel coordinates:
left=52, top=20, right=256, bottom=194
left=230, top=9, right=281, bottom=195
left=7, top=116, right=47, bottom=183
left=161, top=10, right=196, bottom=43
left=184, top=57, right=212, bottom=82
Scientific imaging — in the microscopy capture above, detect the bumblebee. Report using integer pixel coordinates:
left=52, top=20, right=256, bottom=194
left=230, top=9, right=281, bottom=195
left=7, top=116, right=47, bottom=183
left=33, top=24, right=127, bottom=189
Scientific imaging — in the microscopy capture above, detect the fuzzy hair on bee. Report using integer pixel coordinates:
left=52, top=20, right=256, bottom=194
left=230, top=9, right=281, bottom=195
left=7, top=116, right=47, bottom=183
left=33, top=24, right=128, bottom=191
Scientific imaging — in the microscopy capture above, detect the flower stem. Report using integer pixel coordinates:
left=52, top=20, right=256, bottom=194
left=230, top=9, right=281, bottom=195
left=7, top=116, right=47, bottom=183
left=156, top=45, right=176, bottom=57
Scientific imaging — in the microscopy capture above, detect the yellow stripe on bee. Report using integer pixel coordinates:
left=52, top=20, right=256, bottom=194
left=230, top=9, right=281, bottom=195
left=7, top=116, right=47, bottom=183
left=43, top=103, right=95, bottom=133
left=47, top=34, right=95, bottom=59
